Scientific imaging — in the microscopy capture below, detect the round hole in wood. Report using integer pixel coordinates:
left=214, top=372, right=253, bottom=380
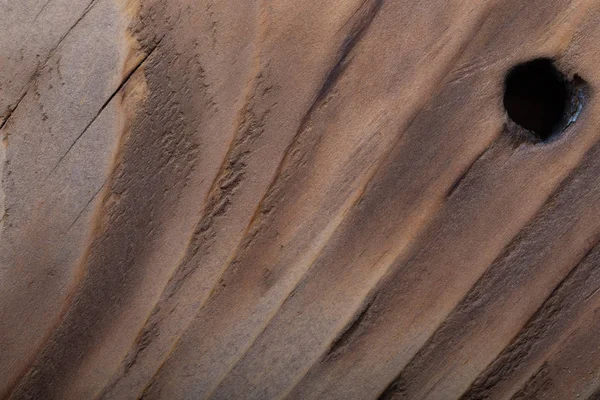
left=503, top=58, right=569, bottom=142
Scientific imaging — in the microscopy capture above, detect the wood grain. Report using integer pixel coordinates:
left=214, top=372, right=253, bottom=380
left=3, top=0, right=600, bottom=399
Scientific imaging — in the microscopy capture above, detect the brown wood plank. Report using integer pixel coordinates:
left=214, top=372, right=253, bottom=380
left=3, top=0, right=600, bottom=399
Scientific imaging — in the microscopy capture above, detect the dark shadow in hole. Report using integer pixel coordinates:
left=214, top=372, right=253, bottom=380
left=503, top=58, right=586, bottom=144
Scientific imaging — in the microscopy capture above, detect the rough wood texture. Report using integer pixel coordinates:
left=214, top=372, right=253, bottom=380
left=2, top=0, right=600, bottom=399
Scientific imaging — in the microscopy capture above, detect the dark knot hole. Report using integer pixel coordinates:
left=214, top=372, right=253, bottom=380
left=503, top=58, right=581, bottom=143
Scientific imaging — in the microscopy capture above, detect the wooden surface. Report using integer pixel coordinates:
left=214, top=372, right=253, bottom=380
left=3, top=0, right=600, bottom=399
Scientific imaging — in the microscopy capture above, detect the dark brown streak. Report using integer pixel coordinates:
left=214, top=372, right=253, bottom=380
left=316, top=0, right=384, bottom=104
left=101, top=4, right=273, bottom=396
left=4, top=35, right=164, bottom=400
left=192, top=0, right=272, bottom=223
left=247, top=0, right=385, bottom=223
left=234, top=0, right=386, bottom=254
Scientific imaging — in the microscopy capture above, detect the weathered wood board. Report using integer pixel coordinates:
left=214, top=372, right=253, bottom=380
left=3, top=0, right=600, bottom=399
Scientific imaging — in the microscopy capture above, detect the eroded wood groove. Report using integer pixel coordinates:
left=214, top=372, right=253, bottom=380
left=462, top=241, right=600, bottom=400
left=379, top=137, right=600, bottom=400
left=197, top=5, right=504, bottom=400
left=137, top=0, right=390, bottom=393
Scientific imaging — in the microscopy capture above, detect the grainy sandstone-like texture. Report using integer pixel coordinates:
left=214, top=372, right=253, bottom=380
left=3, top=0, right=600, bottom=399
